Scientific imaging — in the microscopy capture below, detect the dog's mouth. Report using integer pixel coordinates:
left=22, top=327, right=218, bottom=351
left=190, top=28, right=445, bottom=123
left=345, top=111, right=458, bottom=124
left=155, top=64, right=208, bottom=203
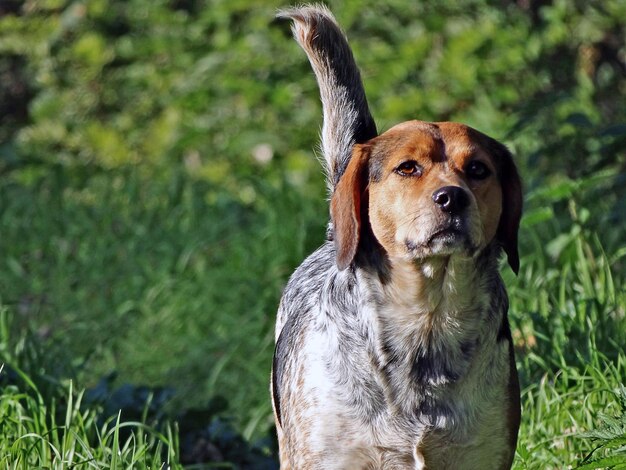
left=428, top=217, right=470, bottom=245
left=427, top=227, right=467, bottom=246
left=405, top=219, right=474, bottom=256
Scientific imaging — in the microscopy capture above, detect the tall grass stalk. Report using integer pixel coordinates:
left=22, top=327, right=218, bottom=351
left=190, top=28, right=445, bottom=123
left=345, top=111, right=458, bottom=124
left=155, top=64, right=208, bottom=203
left=0, top=373, right=181, bottom=468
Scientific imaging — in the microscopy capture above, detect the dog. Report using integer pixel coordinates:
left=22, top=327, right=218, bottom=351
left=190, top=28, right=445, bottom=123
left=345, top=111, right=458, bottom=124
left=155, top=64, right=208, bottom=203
left=272, top=5, right=522, bottom=469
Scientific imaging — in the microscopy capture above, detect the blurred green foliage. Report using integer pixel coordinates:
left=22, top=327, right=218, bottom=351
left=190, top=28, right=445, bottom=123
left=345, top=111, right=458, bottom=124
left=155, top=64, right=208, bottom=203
left=0, top=0, right=625, bottom=465
left=2, top=0, right=625, bottom=193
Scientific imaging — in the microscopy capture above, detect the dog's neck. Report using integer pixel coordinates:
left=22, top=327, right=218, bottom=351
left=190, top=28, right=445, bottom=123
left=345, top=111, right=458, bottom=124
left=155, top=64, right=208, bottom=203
left=357, top=247, right=501, bottom=396
left=361, top=249, right=495, bottom=319
left=386, top=255, right=482, bottom=315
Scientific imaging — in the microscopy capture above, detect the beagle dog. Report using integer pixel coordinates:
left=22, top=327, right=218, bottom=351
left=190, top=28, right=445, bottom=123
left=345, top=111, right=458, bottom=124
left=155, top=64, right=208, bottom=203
left=272, top=5, right=522, bottom=469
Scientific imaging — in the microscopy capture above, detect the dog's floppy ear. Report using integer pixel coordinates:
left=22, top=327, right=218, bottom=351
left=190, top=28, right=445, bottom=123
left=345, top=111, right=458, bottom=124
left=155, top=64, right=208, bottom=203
left=495, top=146, right=523, bottom=275
left=331, top=144, right=370, bottom=270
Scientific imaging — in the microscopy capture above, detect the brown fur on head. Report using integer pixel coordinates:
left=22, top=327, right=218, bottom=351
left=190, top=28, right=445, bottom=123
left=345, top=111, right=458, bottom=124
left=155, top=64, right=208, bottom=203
left=330, top=120, right=522, bottom=273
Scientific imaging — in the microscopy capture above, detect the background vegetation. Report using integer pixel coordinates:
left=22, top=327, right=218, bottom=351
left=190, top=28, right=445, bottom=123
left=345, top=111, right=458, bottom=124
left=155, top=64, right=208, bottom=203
left=0, top=0, right=624, bottom=467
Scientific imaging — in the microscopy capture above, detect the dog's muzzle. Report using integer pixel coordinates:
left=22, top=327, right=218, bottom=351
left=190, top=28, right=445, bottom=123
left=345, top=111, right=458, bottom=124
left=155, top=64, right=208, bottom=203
left=428, top=186, right=474, bottom=250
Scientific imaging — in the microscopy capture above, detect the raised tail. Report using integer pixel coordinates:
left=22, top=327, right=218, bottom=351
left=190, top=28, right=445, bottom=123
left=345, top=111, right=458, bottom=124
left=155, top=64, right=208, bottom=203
left=277, top=4, right=377, bottom=191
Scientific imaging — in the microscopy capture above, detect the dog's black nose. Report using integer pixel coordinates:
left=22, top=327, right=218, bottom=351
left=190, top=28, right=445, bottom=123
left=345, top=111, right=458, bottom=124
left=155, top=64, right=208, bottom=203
left=432, top=186, right=470, bottom=213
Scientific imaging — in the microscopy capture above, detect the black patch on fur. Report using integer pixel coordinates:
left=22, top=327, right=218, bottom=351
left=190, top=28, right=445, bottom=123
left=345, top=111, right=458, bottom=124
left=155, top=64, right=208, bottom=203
left=410, top=351, right=460, bottom=384
left=460, top=338, right=479, bottom=360
left=475, top=243, right=499, bottom=272
left=354, top=215, right=391, bottom=285
left=497, top=314, right=512, bottom=344
left=492, top=279, right=512, bottom=343
left=353, top=119, right=378, bottom=157
left=271, top=348, right=283, bottom=427
left=418, top=395, right=452, bottom=424
left=272, top=314, right=299, bottom=428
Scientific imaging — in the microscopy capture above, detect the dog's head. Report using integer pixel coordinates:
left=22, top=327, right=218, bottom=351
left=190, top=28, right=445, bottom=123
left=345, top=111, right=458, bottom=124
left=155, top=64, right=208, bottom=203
left=331, top=121, right=522, bottom=274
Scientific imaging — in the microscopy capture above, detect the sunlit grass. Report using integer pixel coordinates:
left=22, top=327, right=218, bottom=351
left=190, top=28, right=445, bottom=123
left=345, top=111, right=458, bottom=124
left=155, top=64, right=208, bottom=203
left=0, top=363, right=181, bottom=469
left=510, top=203, right=626, bottom=468
left=0, top=174, right=624, bottom=467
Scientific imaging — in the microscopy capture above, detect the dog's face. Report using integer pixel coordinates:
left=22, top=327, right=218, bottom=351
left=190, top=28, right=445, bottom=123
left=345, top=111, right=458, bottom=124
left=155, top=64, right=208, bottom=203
left=331, top=121, right=522, bottom=273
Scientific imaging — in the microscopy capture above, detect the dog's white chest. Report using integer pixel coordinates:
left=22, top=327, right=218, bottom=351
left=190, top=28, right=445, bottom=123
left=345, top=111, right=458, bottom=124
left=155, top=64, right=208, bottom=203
left=292, top=305, right=514, bottom=469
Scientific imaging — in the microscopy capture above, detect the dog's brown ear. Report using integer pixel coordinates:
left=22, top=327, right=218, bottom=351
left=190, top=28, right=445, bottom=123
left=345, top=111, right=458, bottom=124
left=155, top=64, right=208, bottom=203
left=331, top=144, right=370, bottom=270
left=495, top=147, right=523, bottom=275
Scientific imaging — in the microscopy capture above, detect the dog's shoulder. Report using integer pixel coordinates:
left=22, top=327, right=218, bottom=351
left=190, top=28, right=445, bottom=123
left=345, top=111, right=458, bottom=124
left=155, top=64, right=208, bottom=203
left=275, top=241, right=334, bottom=333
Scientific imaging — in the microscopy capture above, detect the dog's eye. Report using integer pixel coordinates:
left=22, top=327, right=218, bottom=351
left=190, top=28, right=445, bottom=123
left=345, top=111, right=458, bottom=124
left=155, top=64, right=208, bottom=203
left=465, top=160, right=491, bottom=180
left=395, top=161, right=422, bottom=177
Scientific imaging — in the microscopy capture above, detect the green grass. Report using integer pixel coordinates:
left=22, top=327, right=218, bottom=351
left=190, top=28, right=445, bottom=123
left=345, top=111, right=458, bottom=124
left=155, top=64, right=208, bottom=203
left=0, top=312, right=181, bottom=469
left=0, top=169, right=327, bottom=442
left=0, top=379, right=179, bottom=468
left=510, top=204, right=626, bottom=468
left=1, top=169, right=625, bottom=467
left=1, top=0, right=624, bottom=466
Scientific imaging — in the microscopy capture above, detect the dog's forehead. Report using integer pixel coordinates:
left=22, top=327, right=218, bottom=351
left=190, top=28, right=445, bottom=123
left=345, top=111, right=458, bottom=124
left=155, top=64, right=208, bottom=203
left=370, top=120, right=485, bottom=166
left=369, top=122, right=443, bottom=169
left=436, top=121, right=482, bottom=157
